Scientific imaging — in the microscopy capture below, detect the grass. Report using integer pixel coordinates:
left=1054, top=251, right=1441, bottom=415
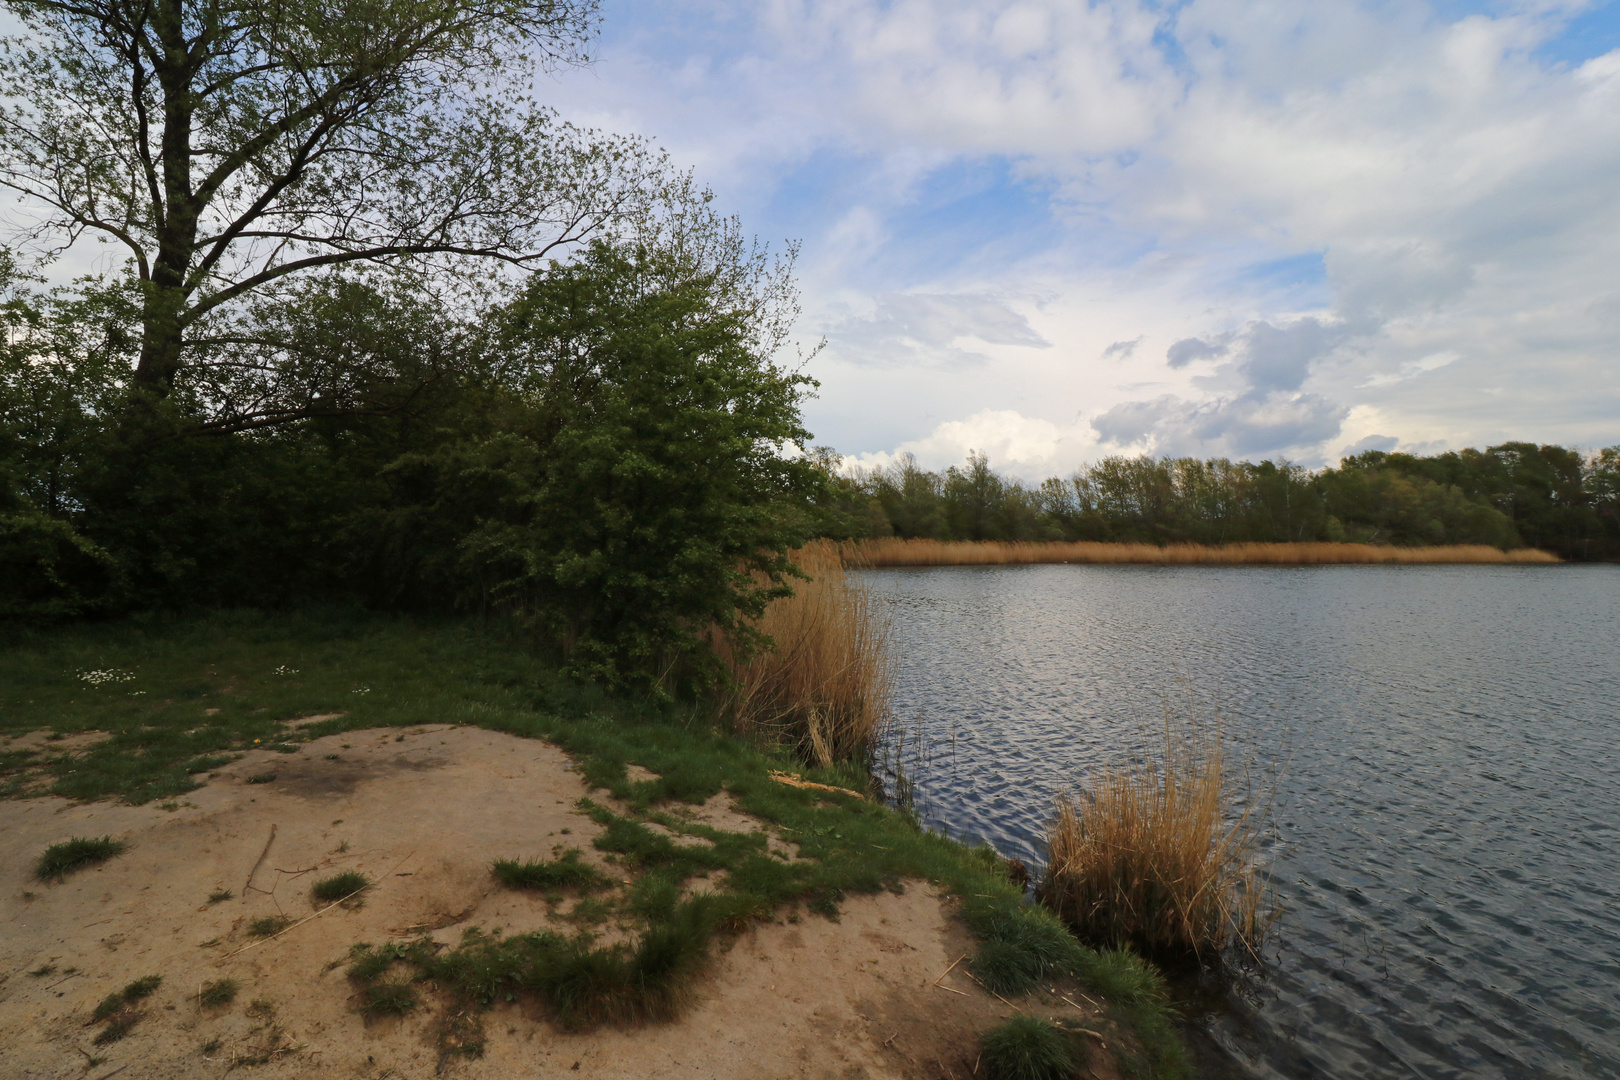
left=90, top=974, right=163, bottom=1042
left=199, top=978, right=239, bottom=1007
left=246, top=914, right=295, bottom=938
left=207, top=888, right=234, bottom=903
left=493, top=848, right=611, bottom=891
left=718, top=540, right=895, bottom=766
left=34, top=835, right=127, bottom=880
left=842, top=538, right=1560, bottom=567
left=981, top=1014, right=1079, bottom=1080
left=1039, top=721, right=1270, bottom=962
left=0, top=609, right=1191, bottom=1077
left=311, top=870, right=370, bottom=905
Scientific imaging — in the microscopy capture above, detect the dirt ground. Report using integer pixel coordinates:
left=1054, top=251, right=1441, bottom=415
left=0, top=725, right=1120, bottom=1079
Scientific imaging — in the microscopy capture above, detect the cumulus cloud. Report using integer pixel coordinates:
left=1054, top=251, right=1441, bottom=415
left=540, top=0, right=1620, bottom=464
left=1102, top=336, right=1144, bottom=359
left=822, top=292, right=1050, bottom=369
left=1166, top=334, right=1231, bottom=368
left=845, top=409, right=1095, bottom=479
left=1092, top=392, right=1349, bottom=460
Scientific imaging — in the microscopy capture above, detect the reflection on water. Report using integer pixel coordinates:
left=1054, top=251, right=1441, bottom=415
left=862, top=564, right=1620, bottom=1080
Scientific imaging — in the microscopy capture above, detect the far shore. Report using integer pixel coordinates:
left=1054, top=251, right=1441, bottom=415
left=840, top=538, right=1561, bottom=567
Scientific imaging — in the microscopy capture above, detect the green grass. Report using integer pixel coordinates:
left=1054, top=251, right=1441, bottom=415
left=311, top=871, right=370, bottom=905
left=0, top=610, right=1189, bottom=1077
left=981, top=1015, right=1080, bottom=1080
left=492, top=848, right=611, bottom=891
left=34, top=835, right=127, bottom=880
left=246, top=914, right=294, bottom=938
left=199, top=978, right=239, bottom=1007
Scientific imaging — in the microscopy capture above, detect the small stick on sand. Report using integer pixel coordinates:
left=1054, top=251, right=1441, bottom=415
left=933, top=983, right=968, bottom=996
left=222, top=849, right=415, bottom=960
left=963, top=968, right=1022, bottom=1012
left=243, top=824, right=277, bottom=895
left=933, top=952, right=968, bottom=985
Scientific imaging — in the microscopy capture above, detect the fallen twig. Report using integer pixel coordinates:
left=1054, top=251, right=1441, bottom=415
left=222, top=850, right=415, bottom=960
left=963, top=968, right=1022, bottom=1012
left=767, top=770, right=867, bottom=800
left=933, top=952, right=968, bottom=986
left=243, top=824, right=277, bottom=895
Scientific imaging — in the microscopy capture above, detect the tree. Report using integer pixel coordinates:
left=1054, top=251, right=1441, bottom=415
left=0, top=0, right=666, bottom=424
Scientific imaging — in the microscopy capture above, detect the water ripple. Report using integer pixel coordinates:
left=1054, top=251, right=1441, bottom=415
left=863, top=564, right=1620, bottom=1080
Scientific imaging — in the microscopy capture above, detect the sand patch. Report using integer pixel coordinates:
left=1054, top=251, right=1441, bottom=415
left=1, top=726, right=1119, bottom=1079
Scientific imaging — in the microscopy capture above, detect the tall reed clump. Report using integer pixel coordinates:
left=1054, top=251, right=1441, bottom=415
left=843, top=538, right=1559, bottom=567
left=719, top=539, right=894, bottom=766
left=1039, top=721, right=1270, bottom=962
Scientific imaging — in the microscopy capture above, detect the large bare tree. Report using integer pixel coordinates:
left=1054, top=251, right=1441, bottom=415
left=0, top=0, right=666, bottom=415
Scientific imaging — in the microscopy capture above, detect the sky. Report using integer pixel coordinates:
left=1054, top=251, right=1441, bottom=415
left=529, top=0, right=1620, bottom=478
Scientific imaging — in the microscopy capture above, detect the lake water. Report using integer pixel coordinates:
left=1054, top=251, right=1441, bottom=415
left=859, top=564, right=1620, bottom=1080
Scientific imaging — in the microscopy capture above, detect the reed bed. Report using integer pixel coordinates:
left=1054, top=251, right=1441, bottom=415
left=842, top=538, right=1559, bottom=567
left=1039, top=722, right=1270, bottom=962
left=719, top=540, right=895, bottom=766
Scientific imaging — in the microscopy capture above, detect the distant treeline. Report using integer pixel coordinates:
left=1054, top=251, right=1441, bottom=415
left=806, top=443, right=1620, bottom=560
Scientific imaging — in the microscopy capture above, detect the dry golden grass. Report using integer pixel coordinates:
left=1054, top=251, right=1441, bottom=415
left=719, top=540, right=895, bottom=766
left=1039, top=722, right=1271, bottom=961
left=842, top=538, right=1559, bottom=567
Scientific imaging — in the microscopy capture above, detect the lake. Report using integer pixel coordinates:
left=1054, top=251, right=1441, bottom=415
left=859, top=563, right=1620, bottom=1080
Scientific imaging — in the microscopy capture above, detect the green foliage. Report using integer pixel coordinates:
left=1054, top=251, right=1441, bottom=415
left=493, top=849, right=610, bottom=891
left=35, top=835, right=127, bottom=880
left=980, top=1015, right=1079, bottom=1080
left=311, top=871, right=370, bottom=904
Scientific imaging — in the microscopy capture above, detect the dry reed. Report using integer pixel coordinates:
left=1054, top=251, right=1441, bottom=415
left=719, top=540, right=895, bottom=765
left=1039, top=721, right=1270, bottom=961
left=842, top=538, right=1559, bottom=567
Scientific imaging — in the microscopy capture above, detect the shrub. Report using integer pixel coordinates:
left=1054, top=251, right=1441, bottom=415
left=35, top=835, right=127, bottom=880
left=980, top=1015, right=1078, bottom=1080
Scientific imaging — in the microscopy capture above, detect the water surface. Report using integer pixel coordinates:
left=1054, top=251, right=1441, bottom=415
left=861, top=564, right=1620, bottom=1080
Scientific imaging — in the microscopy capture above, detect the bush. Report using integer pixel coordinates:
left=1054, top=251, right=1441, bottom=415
left=980, top=1015, right=1078, bottom=1080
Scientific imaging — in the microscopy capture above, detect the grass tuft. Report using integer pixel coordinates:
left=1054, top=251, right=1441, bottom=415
left=246, top=914, right=294, bottom=938
left=492, top=848, right=608, bottom=892
left=199, top=978, right=239, bottom=1007
left=207, top=888, right=234, bottom=903
left=35, top=835, right=127, bottom=880
left=357, top=980, right=419, bottom=1017
left=981, top=1014, right=1079, bottom=1080
left=311, top=870, right=370, bottom=905
left=1039, top=721, right=1271, bottom=961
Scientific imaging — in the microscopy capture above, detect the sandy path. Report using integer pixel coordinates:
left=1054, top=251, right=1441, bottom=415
left=1, top=725, right=1116, bottom=1079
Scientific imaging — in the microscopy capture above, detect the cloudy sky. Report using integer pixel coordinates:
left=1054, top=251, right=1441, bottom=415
left=535, top=0, right=1620, bottom=477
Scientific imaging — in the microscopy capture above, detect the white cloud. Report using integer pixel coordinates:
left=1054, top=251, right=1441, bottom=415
left=540, top=0, right=1620, bottom=463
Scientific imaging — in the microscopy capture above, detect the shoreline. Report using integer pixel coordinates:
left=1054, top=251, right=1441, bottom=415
left=840, top=538, right=1560, bottom=567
